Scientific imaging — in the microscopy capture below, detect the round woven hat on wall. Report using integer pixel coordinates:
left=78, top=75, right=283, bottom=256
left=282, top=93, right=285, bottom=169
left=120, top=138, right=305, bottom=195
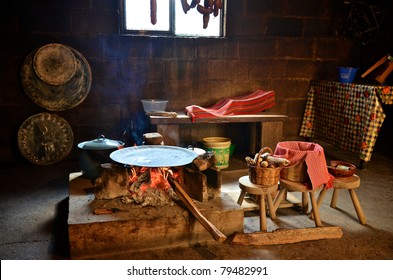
left=33, top=44, right=78, bottom=86
left=17, top=113, right=74, bottom=165
left=20, top=43, right=92, bottom=111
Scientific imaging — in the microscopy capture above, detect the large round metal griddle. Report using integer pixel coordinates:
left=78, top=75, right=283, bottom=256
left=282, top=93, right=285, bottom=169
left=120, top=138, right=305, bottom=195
left=110, top=145, right=198, bottom=167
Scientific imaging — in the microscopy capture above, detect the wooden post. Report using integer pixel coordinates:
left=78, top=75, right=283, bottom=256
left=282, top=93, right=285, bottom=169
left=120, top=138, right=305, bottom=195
left=260, top=121, right=283, bottom=150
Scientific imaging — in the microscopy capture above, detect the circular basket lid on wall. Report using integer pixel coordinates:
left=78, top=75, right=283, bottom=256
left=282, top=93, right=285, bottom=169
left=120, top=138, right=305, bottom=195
left=17, top=113, right=74, bottom=165
left=20, top=43, right=92, bottom=111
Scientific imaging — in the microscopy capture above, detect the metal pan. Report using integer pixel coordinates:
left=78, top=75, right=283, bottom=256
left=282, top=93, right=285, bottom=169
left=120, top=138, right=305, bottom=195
left=110, top=145, right=198, bottom=167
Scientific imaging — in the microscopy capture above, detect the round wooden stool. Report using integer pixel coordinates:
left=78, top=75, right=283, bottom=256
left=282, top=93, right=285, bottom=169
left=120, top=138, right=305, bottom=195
left=273, top=178, right=323, bottom=227
left=315, top=174, right=366, bottom=225
left=331, top=174, right=366, bottom=224
left=237, top=175, right=278, bottom=232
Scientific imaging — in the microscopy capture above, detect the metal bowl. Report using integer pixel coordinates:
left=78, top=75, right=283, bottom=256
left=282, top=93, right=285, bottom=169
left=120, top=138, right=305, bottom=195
left=141, top=99, right=168, bottom=113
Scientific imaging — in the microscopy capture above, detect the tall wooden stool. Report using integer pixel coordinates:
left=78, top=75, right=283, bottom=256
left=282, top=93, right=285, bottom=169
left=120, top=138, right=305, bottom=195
left=273, top=178, right=323, bottom=227
left=317, top=174, right=366, bottom=225
left=237, top=175, right=278, bottom=232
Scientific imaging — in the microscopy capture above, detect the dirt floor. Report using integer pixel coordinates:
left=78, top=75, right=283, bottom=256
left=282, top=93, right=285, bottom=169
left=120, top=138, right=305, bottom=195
left=0, top=141, right=392, bottom=260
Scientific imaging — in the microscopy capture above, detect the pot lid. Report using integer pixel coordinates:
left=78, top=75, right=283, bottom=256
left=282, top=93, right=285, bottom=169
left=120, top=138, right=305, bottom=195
left=78, top=135, right=124, bottom=150
left=187, top=146, right=206, bottom=156
left=110, top=145, right=198, bottom=167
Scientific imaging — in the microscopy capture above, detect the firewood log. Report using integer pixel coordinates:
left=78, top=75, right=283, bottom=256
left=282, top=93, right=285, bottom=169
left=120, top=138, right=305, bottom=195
left=168, top=176, right=226, bottom=242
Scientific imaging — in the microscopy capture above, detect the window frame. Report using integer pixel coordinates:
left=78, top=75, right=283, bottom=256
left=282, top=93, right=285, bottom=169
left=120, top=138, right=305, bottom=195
left=118, top=0, right=226, bottom=38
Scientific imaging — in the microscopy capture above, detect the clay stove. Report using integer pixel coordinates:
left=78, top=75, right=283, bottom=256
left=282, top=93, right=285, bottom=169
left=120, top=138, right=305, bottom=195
left=68, top=146, right=244, bottom=259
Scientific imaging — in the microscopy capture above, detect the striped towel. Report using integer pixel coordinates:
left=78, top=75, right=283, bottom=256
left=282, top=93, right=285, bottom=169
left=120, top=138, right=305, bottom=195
left=274, top=141, right=333, bottom=190
left=185, top=90, right=276, bottom=122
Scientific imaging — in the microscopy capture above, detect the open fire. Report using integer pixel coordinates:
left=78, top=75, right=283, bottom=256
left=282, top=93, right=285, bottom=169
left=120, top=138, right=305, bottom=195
left=123, top=166, right=182, bottom=207
left=92, top=161, right=226, bottom=242
left=93, top=163, right=184, bottom=207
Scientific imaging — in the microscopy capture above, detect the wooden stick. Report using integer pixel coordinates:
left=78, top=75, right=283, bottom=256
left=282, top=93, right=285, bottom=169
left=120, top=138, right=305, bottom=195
left=361, top=54, right=388, bottom=78
left=376, top=60, right=393, bottom=84
left=168, top=176, right=227, bottom=242
left=231, top=226, right=343, bottom=245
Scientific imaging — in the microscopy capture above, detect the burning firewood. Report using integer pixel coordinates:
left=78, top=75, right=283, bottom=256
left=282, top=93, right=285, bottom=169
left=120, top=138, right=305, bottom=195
left=124, top=167, right=179, bottom=207
left=93, top=162, right=224, bottom=244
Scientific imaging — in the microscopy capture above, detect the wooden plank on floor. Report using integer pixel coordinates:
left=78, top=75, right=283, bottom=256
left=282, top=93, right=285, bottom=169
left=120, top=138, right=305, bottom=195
left=231, top=226, right=343, bottom=245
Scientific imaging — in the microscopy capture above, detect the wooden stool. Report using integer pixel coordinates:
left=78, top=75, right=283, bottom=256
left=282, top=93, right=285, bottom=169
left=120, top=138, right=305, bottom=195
left=317, top=174, right=366, bottom=225
left=274, top=178, right=323, bottom=227
left=237, top=176, right=278, bottom=232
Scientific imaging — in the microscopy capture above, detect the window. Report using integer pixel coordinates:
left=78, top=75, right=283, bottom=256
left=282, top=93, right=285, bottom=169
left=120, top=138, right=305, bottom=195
left=119, top=0, right=226, bottom=37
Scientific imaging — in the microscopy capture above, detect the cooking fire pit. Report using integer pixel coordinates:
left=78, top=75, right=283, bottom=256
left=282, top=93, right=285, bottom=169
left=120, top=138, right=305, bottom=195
left=68, top=145, right=244, bottom=259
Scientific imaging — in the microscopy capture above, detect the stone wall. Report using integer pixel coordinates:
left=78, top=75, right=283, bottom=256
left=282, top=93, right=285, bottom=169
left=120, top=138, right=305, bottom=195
left=1, top=0, right=391, bottom=163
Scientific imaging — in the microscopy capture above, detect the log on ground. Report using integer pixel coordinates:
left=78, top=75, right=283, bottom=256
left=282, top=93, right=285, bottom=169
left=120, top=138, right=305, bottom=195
left=231, top=226, right=343, bottom=245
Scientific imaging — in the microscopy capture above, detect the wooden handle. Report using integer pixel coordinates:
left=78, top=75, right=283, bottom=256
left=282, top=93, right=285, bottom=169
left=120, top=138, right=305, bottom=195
left=168, top=176, right=227, bottom=242
left=361, top=54, right=388, bottom=78
left=376, top=60, right=393, bottom=84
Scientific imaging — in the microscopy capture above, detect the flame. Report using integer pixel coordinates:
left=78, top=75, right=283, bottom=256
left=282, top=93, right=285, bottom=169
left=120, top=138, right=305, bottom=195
left=128, top=167, right=181, bottom=193
left=140, top=168, right=171, bottom=192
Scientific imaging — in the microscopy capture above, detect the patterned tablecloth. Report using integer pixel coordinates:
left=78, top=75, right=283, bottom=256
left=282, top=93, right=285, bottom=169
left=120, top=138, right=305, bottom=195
left=299, top=80, right=392, bottom=162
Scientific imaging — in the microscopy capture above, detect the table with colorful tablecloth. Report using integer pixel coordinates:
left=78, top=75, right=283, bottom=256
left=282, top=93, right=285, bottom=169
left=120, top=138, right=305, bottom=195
left=299, top=80, right=392, bottom=166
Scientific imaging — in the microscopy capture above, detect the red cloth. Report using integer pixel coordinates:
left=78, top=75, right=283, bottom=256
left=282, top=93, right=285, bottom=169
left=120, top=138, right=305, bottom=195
left=185, top=90, right=275, bottom=122
left=274, top=141, right=333, bottom=190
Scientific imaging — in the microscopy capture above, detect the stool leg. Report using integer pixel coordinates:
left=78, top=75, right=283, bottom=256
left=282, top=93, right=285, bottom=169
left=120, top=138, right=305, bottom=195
left=309, top=191, right=322, bottom=227
left=302, top=192, right=309, bottom=213
left=266, top=193, right=276, bottom=219
left=273, top=189, right=286, bottom=212
left=237, top=190, right=246, bottom=205
left=330, top=189, right=339, bottom=208
left=317, top=187, right=328, bottom=208
left=259, top=194, right=267, bottom=232
left=310, top=187, right=328, bottom=220
left=348, top=189, right=367, bottom=225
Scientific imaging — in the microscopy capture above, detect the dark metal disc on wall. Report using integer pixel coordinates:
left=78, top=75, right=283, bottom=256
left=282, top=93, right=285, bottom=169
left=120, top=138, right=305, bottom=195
left=20, top=43, right=92, bottom=111
left=17, top=113, right=74, bottom=165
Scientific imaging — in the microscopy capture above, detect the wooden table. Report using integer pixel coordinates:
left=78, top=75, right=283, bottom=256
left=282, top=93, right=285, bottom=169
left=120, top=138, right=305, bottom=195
left=149, top=113, right=288, bottom=152
left=299, top=80, right=392, bottom=167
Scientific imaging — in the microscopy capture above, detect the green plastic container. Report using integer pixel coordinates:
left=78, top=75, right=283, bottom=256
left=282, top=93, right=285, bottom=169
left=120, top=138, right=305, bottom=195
left=203, top=137, right=231, bottom=169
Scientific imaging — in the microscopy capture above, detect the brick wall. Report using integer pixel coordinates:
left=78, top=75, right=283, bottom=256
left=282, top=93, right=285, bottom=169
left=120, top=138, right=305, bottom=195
left=1, top=0, right=391, bottom=163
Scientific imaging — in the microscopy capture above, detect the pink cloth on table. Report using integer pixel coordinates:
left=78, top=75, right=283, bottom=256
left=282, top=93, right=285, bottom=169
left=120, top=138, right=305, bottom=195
left=185, top=89, right=276, bottom=122
left=274, top=141, right=333, bottom=190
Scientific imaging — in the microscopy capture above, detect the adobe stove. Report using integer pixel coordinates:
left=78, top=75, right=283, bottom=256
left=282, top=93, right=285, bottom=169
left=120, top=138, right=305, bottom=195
left=68, top=144, right=244, bottom=259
